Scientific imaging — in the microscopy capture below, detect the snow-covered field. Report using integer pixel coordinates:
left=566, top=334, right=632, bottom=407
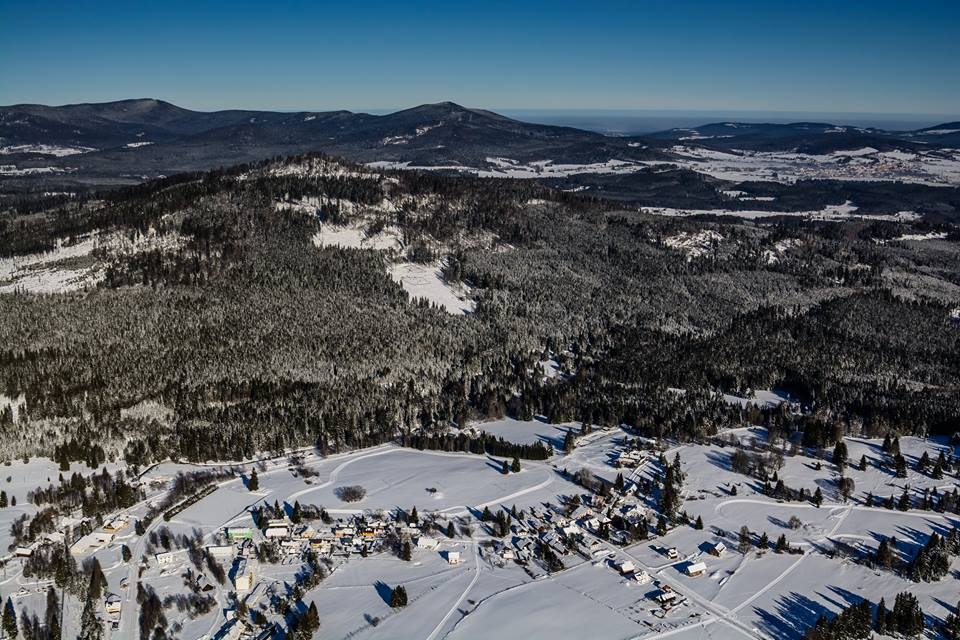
left=465, top=417, right=579, bottom=448
left=369, top=146, right=960, bottom=187
left=642, top=200, right=919, bottom=222
left=311, top=221, right=402, bottom=252
left=0, top=164, right=74, bottom=176
left=310, top=221, right=475, bottom=315
left=388, top=261, right=475, bottom=315
left=666, top=145, right=960, bottom=186
left=0, top=144, right=95, bottom=156
left=664, top=229, right=724, bottom=259
left=0, top=228, right=185, bottom=294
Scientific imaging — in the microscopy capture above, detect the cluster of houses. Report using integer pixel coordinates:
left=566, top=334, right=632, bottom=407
left=614, top=448, right=648, bottom=469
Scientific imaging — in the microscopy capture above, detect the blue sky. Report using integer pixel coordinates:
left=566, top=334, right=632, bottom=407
left=1, top=0, right=958, bottom=117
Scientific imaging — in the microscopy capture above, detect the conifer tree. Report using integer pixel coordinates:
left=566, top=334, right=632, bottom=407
left=248, top=468, right=259, bottom=491
left=898, top=487, right=912, bottom=511
left=655, top=515, right=667, bottom=537
left=390, top=585, right=408, bottom=608
left=2, top=597, right=16, bottom=640
left=875, top=597, right=887, bottom=634
left=775, top=534, right=788, bottom=553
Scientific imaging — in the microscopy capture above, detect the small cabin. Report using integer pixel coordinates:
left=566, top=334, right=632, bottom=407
left=614, top=559, right=635, bottom=574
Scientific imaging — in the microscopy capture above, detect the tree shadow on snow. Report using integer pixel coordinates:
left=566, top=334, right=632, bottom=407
left=753, top=591, right=831, bottom=639
left=373, top=581, right=393, bottom=606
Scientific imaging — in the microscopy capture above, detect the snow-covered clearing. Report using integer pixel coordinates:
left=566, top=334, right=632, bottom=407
left=388, top=261, right=475, bottom=315
left=0, top=144, right=95, bottom=156
left=0, top=164, right=73, bottom=176
left=285, top=448, right=547, bottom=513
left=762, top=238, right=801, bottom=264
left=0, top=228, right=185, bottom=294
left=641, top=201, right=919, bottom=222
left=722, top=388, right=794, bottom=408
left=311, top=221, right=402, bottom=252
left=663, top=230, right=723, bottom=259
left=892, top=231, right=949, bottom=242
left=368, top=157, right=652, bottom=179
left=465, top=417, right=579, bottom=449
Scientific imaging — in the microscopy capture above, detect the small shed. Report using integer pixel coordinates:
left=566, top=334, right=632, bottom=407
left=614, top=559, right=635, bottom=574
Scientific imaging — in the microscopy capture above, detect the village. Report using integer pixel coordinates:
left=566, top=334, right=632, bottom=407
left=0, top=416, right=957, bottom=640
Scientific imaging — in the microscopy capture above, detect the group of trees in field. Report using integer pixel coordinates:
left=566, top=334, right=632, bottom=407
left=804, top=592, right=926, bottom=639
left=403, top=430, right=552, bottom=460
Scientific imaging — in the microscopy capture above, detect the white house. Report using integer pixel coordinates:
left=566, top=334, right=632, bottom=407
left=708, top=542, right=726, bottom=557
left=206, top=544, right=235, bottom=560
left=655, top=585, right=677, bottom=605
left=684, top=561, right=707, bottom=577
left=447, top=551, right=462, bottom=565
left=264, top=525, right=289, bottom=539
left=416, top=536, right=439, bottom=550
left=633, top=570, right=652, bottom=584
left=666, top=547, right=679, bottom=559
left=156, top=551, right=175, bottom=566
left=233, top=559, right=254, bottom=592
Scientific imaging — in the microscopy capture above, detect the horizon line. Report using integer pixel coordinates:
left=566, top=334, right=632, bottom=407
left=1, top=97, right=957, bottom=122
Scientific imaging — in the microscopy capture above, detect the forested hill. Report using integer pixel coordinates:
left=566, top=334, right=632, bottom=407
left=1, top=153, right=958, bottom=466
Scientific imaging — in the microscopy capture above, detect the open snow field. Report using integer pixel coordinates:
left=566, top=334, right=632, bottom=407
left=465, top=417, right=579, bottom=449
left=282, top=448, right=551, bottom=514
left=641, top=201, right=919, bottom=222
left=369, top=146, right=960, bottom=187
left=388, top=261, right=475, bottom=315
left=0, top=228, right=185, bottom=294
left=310, top=220, right=475, bottom=315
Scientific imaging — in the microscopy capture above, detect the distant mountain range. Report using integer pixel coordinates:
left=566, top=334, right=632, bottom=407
left=1, top=98, right=959, bottom=200
left=647, top=120, right=960, bottom=153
